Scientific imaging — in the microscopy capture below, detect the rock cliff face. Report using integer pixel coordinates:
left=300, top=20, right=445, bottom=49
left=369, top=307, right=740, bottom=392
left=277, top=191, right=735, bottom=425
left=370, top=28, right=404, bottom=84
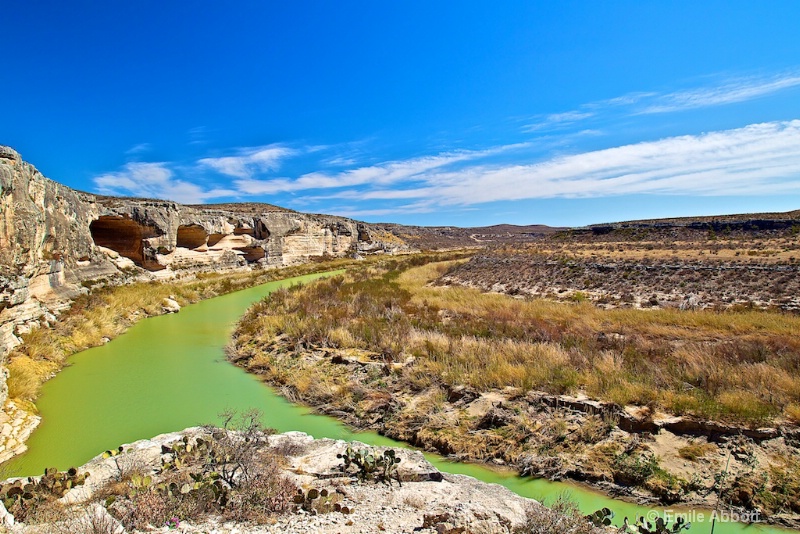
left=0, top=146, right=111, bottom=373
left=90, top=199, right=384, bottom=273
left=0, top=146, right=412, bottom=369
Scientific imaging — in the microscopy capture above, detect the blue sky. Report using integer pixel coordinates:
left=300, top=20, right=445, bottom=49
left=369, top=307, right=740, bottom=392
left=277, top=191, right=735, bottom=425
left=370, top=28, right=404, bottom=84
left=3, top=1, right=800, bottom=227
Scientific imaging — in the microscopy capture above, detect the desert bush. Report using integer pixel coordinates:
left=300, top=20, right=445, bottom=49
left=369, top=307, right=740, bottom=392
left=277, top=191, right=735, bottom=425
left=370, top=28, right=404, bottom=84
left=613, top=451, right=660, bottom=486
left=108, top=489, right=184, bottom=531
left=106, top=410, right=295, bottom=530
left=514, top=495, right=604, bottom=534
left=222, top=470, right=296, bottom=522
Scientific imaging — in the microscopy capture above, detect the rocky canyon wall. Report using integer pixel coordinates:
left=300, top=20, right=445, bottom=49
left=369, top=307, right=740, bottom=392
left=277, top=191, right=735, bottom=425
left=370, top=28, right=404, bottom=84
left=0, top=146, right=413, bottom=373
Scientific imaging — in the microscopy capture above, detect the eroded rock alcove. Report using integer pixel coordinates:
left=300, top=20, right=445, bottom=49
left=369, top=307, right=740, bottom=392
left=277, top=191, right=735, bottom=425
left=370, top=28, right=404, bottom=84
left=176, top=224, right=208, bottom=249
left=89, top=216, right=163, bottom=270
left=255, top=220, right=270, bottom=239
left=207, top=233, right=225, bottom=247
left=237, top=246, right=266, bottom=263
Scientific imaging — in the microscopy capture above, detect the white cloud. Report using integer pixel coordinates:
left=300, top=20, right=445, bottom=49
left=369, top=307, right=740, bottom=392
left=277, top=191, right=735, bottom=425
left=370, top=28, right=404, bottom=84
left=309, top=120, right=800, bottom=210
left=124, top=143, right=152, bottom=155
left=522, top=71, right=800, bottom=134
left=596, top=91, right=658, bottom=107
left=94, top=162, right=236, bottom=204
left=94, top=119, right=800, bottom=214
left=523, top=110, right=594, bottom=132
left=427, top=120, right=800, bottom=204
left=324, top=200, right=441, bottom=219
left=188, top=126, right=210, bottom=145
left=198, top=145, right=296, bottom=178
left=233, top=144, right=529, bottom=195
left=642, top=74, right=800, bottom=114
left=324, top=155, right=360, bottom=167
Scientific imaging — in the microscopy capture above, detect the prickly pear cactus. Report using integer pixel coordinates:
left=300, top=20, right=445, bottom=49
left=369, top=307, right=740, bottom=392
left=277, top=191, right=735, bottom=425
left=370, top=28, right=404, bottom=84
left=585, top=507, right=614, bottom=527
left=0, top=466, right=90, bottom=521
left=336, top=445, right=402, bottom=484
left=633, top=515, right=691, bottom=533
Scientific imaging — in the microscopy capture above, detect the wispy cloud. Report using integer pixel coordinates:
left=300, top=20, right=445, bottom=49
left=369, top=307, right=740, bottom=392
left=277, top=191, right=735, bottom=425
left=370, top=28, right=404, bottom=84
left=124, top=143, right=152, bottom=155
left=522, top=71, right=800, bottom=133
left=522, top=111, right=595, bottom=133
left=198, top=145, right=296, bottom=178
left=234, top=144, right=529, bottom=195
left=596, top=91, right=658, bottom=108
left=188, top=126, right=210, bottom=145
left=94, top=162, right=236, bottom=204
left=324, top=155, right=360, bottom=167
left=94, top=119, right=800, bottom=218
left=641, top=74, right=800, bottom=114
left=311, top=120, right=800, bottom=215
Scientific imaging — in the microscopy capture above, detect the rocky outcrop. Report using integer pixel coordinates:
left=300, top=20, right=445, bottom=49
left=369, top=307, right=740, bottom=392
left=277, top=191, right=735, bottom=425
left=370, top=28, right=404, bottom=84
left=0, top=146, right=118, bottom=369
left=0, top=429, right=546, bottom=533
left=0, top=145, right=560, bottom=368
left=0, top=146, right=416, bottom=364
left=90, top=199, right=393, bottom=273
left=0, top=400, right=40, bottom=464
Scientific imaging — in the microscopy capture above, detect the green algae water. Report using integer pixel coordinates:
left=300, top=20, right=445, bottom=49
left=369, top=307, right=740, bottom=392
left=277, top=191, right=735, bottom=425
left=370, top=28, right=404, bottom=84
left=4, top=271, right=790, bottom=533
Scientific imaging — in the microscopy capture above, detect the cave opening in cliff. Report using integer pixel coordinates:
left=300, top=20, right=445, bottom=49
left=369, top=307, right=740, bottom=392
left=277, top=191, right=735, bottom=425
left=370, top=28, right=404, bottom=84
left=233, top=226, right=255, bottom=236
left=236, top=246, right=266, bottom=263
left=89, top=216, right=163, bottom=270
left=176, top=224, right=208, bottom=249
left=255, top=220, right=270, bottom=239
left=207, top=233, right=225, bottom=247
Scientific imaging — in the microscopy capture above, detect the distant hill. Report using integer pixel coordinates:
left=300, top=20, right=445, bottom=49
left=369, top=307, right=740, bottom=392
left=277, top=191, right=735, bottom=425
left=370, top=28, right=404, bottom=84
left=588, top=209, right=800, bottom=231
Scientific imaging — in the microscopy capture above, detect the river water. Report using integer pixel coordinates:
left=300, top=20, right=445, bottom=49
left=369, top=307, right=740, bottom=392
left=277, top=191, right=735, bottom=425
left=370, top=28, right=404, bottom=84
left=4, top=272, right=789, bottom=532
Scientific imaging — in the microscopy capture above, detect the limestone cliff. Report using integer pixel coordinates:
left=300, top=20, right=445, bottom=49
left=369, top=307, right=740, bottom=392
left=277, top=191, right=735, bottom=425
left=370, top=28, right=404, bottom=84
left=0, top=146, right=114, bottom=367
left=0, top=146, right=413, bottom=367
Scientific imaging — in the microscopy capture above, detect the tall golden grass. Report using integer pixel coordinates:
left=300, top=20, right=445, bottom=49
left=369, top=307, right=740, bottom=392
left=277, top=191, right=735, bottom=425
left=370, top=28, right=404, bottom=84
left=236, top=257, right=800, bottom=426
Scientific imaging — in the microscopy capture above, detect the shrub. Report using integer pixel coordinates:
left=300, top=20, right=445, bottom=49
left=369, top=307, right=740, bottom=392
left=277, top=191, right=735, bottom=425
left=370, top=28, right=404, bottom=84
left=108, top=410, right=294, bottom=530
left=613, top=452, right=659, bottom=486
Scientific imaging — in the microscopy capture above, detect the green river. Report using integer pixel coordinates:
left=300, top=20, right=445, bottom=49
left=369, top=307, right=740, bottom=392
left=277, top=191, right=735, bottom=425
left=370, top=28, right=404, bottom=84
left=4, top=272, right=790, bottom=532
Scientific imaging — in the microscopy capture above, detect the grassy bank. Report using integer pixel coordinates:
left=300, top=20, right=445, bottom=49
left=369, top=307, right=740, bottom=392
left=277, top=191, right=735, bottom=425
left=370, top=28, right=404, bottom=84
left=231, top=256, right=800, bottom=516
left=236, top=259, right=800, bottom=425
left=5, top=257, right=366, bottom=404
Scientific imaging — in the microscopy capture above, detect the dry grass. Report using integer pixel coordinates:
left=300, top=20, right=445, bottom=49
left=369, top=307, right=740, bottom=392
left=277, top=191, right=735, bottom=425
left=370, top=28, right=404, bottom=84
left=677, top=441, right=717, bottom=462
left=5, top=257, right=366, bottom=404
left=235, top=256, right=800, bottom=426
left=229, top=248, right=800, bottom=516
left=515, top=496, right=605, bottom=534
left=6, top=356, right=58, bottom=400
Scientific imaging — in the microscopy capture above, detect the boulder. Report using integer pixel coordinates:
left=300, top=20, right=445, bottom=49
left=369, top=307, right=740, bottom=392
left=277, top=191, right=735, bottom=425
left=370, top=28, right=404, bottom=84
left=162, top=297, right=181, bottom=313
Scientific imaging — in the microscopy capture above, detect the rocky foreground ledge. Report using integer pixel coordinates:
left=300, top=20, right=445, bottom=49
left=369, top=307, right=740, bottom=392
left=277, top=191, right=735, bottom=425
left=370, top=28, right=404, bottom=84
left=0, top=429, right=595, bottom=534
